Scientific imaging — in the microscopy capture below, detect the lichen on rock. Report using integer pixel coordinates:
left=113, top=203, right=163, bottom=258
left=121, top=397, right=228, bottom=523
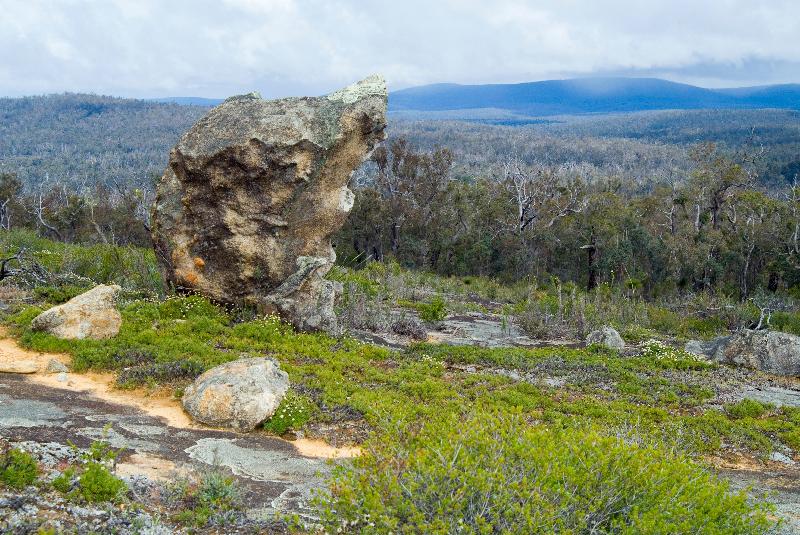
left=30, top=284, right=122, bottom=340
left=151, top=75, right=387, bottom=333
left=181, top=357, right=290, bottom=432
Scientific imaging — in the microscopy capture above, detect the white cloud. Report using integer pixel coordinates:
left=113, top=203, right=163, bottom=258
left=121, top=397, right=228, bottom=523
left=0, top=0, right=797, bottom=98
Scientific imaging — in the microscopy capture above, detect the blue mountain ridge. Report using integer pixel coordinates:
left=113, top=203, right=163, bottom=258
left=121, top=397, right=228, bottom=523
left=388, top=77, right=800, bottom=115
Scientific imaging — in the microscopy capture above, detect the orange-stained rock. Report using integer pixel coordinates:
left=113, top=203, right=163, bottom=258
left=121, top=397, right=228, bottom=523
left=151, top=76, right=387, bottom=333
left=30, top=284, right=122, bottom=340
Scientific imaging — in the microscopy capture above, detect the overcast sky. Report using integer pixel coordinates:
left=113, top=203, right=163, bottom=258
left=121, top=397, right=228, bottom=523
left=2, top=0, right=799, bottom=98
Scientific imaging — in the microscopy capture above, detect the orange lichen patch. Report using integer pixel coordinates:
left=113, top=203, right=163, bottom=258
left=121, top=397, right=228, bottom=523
left=193, top=257, right=206, bottom=269
left=178, top=269, right=199, bottom=286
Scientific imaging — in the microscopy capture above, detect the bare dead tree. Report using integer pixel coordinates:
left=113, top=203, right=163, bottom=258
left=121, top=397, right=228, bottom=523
left=0, top=249, right=49, bottom=286
left=0, top=198, right=11, bottom=231
left=26, top=182, right=63, bottom=241
left=750, top=293, right=785, bottom=330
left=0, top=251, right=23, bottom=281
left=785, top=176, right=800, bottom=263
left=503, top=157, right=588, bottom=234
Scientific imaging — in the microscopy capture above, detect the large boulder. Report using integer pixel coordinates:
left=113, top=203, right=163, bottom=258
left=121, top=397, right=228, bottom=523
left=684, top=336, right=731, bottom=361
left=182, top=358, right=289, bottom=432
left=586, top=326, right=625, bottom=351
left=30, top=284, right=122, bottom=340
left=686, top=329, right=800, bottom=376
left=151, top=76, right=388, bottom=333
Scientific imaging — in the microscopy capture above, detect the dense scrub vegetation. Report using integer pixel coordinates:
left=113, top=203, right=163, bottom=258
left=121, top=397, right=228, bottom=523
left=1, top=93, right=799, bottom=306
left=0, top=232, right=792, bottom=531
left=319, top=413, right=772, bottom=534
left=392, top=109, right=800, bottom=187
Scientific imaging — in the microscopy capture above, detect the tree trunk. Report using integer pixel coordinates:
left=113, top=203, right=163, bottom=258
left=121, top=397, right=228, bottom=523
left=583, top=237, right=598, bottom=291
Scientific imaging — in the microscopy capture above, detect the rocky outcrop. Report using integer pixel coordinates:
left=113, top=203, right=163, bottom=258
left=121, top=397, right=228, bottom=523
left=30, top=285, right=122, bottom=340
left=182, top=358, right=289, bottom=432
left=151, top=76, right=388, bottom=333
left=586, top=326, right=625, bottom=351
left=686, top=329, right=800, bottom=376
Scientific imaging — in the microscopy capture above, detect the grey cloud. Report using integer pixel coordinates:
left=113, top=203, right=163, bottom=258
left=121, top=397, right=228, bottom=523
left=0, top=0, right=797, bottom=98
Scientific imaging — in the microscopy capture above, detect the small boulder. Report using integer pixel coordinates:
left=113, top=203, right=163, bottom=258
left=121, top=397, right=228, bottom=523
left=0, top=359, right=39, bottom=374
left=684, top=337, right=731, bottom=361
left=30, top=285, right=122, bottom=340
left=46, top=358, right=69, bottom=373
left=712, top=329, right=800, bottom=377
left=586, top=326, right=625, bottom=351
left=391, top=317, right=428, bottom=340
left=182, top=358, right=289, bottom=432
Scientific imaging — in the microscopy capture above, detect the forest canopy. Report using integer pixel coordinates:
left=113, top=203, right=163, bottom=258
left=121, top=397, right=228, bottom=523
left=1, top=93, right=799, bottom=300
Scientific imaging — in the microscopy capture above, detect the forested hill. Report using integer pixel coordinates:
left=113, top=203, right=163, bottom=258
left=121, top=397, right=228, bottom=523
left=2, top=91, right=799, bottom=190
left=0, top=93, right=207, bottom=188
left=390, top=77, right=800, bottom=115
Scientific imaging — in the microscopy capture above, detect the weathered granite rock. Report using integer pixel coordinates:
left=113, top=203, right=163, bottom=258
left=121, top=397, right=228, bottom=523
left=151, top=76, right=388, bottom=333
left=691, top=329, right=800, bottom=376
left=46, top=358, right=68, bottom=373
left=30, top=285, right=122, bottom=339
left=182, top=358, right=289, bottom=432
left=0, top=360, right=38, bottom=374
left=586, top=326, right=625, bottom=350
left=684, top=336, right=731, bottom=361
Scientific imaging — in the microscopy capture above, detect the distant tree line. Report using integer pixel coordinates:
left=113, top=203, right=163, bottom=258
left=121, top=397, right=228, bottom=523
left=336, top=138, right=800, bottom=299
left=0, top=172, right=150, bottom=246
left=392, top=109, right=800, bottom=189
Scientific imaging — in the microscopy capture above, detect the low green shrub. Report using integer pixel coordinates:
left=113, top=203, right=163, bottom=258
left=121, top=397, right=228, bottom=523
left=726, top=399, right=771, bottom=420
left=639, top=339, right=710, bottom=370
left=51, top=467, right=76, bottom=493
left=33, top=284, right=91, bottom=304
left=770, top=312, right=800, bottom=336
left=263, top=391, right=315, bottom=435
left=620, top=324, right=659, bottom=343
left=6, top=305, right=45, bottom=329
left=318, top=412, right=773, bottom=534
left=197, top=471, right=241, bottom=511
left=78, top=462, right=127, bottom=503
left=681, top=316, right=729, bottom=338
left=0, top=448, right=38, bottom=489
left=328, top=265, right=383, bottom=298
left=115, top=360, right=205, bottom=387
left=417, top=296, right=448, bottom=323
left=167, top=471, right=243, bottom=527
left=781, top=428, right=800, bottom=450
